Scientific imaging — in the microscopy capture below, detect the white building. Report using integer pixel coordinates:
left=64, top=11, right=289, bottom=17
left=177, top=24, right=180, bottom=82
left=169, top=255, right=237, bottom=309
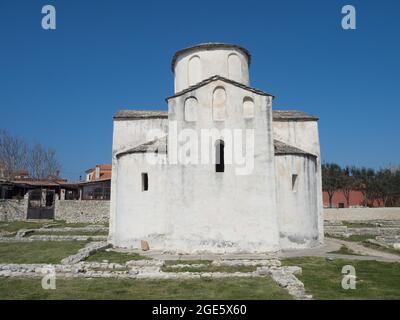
left=109, top=43, right=323, bottom=253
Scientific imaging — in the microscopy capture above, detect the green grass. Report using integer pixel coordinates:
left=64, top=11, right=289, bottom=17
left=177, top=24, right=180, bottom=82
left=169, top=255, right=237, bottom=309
left=342, top=222, right=376, bottom=228
left=52, top=221, right=108, bottom=228
left=0, top=221, right=104, bottom=234
left=0, top=277, right=292, bottom=300
left=32, top=230, right=108, bottom=236
left=361, top=241, right=400, bottom=256
left=85, top=249, right=150, bottom=264
left=327, top=234, right=376, bottom=242
left=0, top=221, right=45, bottom=233
left=282, top=257, right=400, bottom=299
left=0, top=241, right=87, bottom=264
left=328, top=245, right=362, bottom=256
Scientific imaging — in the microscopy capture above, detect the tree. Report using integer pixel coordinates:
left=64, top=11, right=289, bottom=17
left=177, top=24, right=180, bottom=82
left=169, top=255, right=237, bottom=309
left=28, top=143, right=61, bottom=179
left=374, top=168, right=400, bottom=207
left=341, top=166, right=355, bottom=207
left=322, top=163, right=343, bottom=208
left=350, top=166, right=375, bottom=207
left=0, top=129, right=61, bottom=180
left=0, top=129, right=29, bottom=179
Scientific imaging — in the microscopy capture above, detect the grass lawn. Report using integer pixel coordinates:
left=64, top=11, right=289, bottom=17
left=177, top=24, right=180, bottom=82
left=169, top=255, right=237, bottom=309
left=85, top=249, right=150, bottom=263
left=0, top=241, right=88, bottom=264
left=162, top=260, right=257, bottom=273
left=328, top=245, right=362, bottom=256
left=0, top=277, right=292, bottom=300
left=362, top=241, right=400, bottom=256
left=0, top=221, right=107, bottom=234
left=52, top=221, right=108, bottom=228
left=0, top=221, right=45, bottom=233
left=282, top=257, right=400, bottom=299
left=327, top=234, right=376, bottom=242
left=32, top=230, right=108, bottom=236
left=342, top=222, right=376, bottom=228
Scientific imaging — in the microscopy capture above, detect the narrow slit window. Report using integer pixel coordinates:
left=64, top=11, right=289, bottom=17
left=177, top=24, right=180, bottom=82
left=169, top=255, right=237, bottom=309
left=292, top=174, right=298, bottom=192
left=141, top=173, right=148, bottom=191
left=215, top=140, right=225, bottom=173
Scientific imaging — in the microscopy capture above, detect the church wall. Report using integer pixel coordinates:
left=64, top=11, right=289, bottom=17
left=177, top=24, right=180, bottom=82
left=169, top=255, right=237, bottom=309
left=165, top=81, right=280, bottom=253
left=110, top=152, right=168, bottom=248
left=273, top=120, right=324, bottom=244
left=275, top=154, right=319, bottom=249
left=109, top=118, right=168, bottom=243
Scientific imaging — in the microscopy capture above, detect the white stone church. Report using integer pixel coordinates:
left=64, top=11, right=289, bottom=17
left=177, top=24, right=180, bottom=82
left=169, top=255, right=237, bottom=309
left=109, top=43, right=323, bottom=253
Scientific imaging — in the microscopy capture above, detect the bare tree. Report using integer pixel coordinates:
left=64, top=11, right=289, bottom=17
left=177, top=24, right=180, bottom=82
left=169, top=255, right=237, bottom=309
left=0, top=129, right=61, bottom=180
left=0, top=129, right=29, bottom=179
left=28, top=143, right=61, bottom=179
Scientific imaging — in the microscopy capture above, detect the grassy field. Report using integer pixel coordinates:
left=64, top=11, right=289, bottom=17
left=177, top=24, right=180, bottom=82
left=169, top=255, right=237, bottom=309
left=0, top=221, right=46, bottom=233
left=362, top=241, right=400, bottom=256
left=327, top=234, right=376, bottom=242
left=283, top=257, right=400, bottom=299
left=31, top=230, right=108, bottom=236
left=85, top=249, right=149, bottom=263
left=0, top=277, right=292, bottom=300
left=0, top=221, right=108, bottom=234
left=328, top=245, right=362, bottom=256
left=0, top=241, right=88, bottom=264
left=342, top=222, right=376, bottom=228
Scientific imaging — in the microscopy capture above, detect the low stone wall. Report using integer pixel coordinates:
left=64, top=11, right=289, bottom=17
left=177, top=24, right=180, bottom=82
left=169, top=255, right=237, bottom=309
left=55, top=200, right=110, bottom=224
left=0, top=199, right=27, bottom=221
left=324, top=207, right=400, bottom=221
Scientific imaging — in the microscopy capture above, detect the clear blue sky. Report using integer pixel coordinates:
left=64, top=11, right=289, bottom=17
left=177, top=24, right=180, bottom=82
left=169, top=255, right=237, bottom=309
left=0, top=0, right=399, bottom=181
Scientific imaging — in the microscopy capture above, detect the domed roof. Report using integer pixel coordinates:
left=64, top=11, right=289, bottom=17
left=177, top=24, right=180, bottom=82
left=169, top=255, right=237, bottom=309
left=171, top=43, right=251, bottom=72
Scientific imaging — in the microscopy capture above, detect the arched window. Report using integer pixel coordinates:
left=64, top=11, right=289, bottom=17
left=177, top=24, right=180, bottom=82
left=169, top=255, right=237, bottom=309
left=184, top=97, right=198, bottom=122
left=188, top=55, right=202, bottom=86
left=215, top=140, right=225, bottom=173
left=212, top=87, right=227, bottom=121
left=228, top=53, right=242, bottom=82
left=243, top=97, right=254, bottom=118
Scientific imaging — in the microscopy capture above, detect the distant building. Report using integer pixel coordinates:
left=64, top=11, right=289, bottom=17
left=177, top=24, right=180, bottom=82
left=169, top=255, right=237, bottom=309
left=323, top=190, right=383, bottom=208
left=80, top=164, right=112, bottom=200
left=85, top=164, right=112, bottom=182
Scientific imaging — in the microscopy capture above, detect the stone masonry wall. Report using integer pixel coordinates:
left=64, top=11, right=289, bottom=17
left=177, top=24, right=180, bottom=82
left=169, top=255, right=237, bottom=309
left=0, top=199, right=27, bottom=221
left=55, top=200, right=110, bottom=224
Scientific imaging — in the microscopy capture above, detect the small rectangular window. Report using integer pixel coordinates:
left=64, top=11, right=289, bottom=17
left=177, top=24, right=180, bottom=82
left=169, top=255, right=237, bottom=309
left=292, top=174, right=298, bottom=192
left=141, top=173, right=148, bottom=191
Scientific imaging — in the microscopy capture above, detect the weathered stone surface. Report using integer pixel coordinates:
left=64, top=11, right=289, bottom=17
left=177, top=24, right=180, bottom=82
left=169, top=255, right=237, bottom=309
left=125, top=260, right=164, bottom=267
left=211, top=259, right=281, bottom=267
left=141, top=240, right=150, bottom=251
left=0, top=199, right=27, bottom=222
left=61, top=242, right=110, bottom=264
left=0, top=198, right=110, bottom=224
left=16, top=229, right=35, bottom=238
left=55, top=200, right=109, bottom=224
left=257, top=266, right=311, bottom=300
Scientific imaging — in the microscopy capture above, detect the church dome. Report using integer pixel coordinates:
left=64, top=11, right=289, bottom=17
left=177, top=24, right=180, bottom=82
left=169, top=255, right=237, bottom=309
left=172, top=43, right=251, bottom=93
